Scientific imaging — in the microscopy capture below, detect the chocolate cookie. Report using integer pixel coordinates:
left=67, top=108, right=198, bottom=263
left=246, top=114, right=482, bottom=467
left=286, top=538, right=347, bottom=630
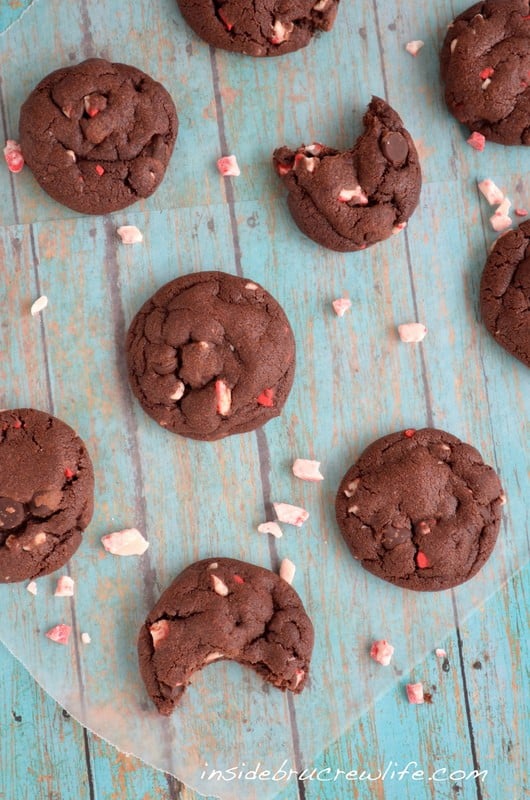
left=441, top=0, right=530, bottom=146
left=480, top=220, right=530, bottom=367
left=335, top=428, right=505, bottom=591
left=126, top=271, right=296, bottom=440
left=0, top=409, right=94, bottom=583
left=138, top=557, right=314, bottom=715
left=273, top=97, right=421, bottom=252
left=19, top=58, right=178, bottom=214
left=176, top=0, right=339, bottom=57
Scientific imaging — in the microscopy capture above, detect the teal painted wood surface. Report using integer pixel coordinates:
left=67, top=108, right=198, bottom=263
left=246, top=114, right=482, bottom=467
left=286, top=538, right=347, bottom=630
left=0, top=0, right=529, bottom=798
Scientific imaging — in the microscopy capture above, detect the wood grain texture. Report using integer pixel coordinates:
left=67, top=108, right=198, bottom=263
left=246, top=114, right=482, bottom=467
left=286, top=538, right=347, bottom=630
left=0, top=0, right=529, bottom=798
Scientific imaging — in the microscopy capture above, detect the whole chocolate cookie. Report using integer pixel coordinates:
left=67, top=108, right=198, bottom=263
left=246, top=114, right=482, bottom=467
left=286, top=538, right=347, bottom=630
left=176, top=0, right=339, bottom=57
left=126, top=271, right=296, bottom=440
left=19, top=58, right=178, bottom=214
left=0, top=409, right=94, bottom=583
left=335, top=428, right=505, bottom=591
left=441, top=0, right=530, bottom=145
left=480, top=220, right=530, bottom=367
left=273, top=97, right=421, bottom=252
left=138, top=557, right=314, bottom=715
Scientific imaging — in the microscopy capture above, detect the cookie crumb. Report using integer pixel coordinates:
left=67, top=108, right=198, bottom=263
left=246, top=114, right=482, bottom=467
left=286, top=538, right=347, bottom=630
left=54, top=576, right=74, bottom=597
left=406, top=682, right=424, bottom=704
left=101, top=528, right=149, bottom=556
left=405, top=40, right=424, bottom=56
left=257, top=521, right=283, bottom=538
left=279, top=558, right=296, bottom=585
left=398, top=322, right=427, bottom=343
left=117, top=225, right=143, bottom=244
left=478, top=179, right=504, bottom=206
left=217, top=155, right=240, bottom=177
left=30, top=295, right=48, bottom=316
left=26, top=581, right=37, bottom=596
left=81, top=632, right=91, bottom=644
left=273, top=502, right=309, bottom=527
left=332, top=298, right=352, bottom=317
left=3, top=140, right=24, bottom=173
left=292, top=458, right=324, bottom=482
left=46, top=624, right=72, bottom=645
left=467, top=132, right=486, bottom=151
left=370, top=639, right=394, bottom=666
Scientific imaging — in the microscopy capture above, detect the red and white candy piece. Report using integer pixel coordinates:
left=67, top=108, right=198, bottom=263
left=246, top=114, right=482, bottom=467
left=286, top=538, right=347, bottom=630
left=294, top=153, right=316, bottom=173
left=117, top=225, right=143, bottom=244
left=435, top=648, right=447, bottom=659
left=370, top=639, right=395, bottom=666
left=149, top=619, right=170, bottom=648
left=405, top=40, right=424, bottom=56
left=279, top=558, right=296, bottom=585
left=257, top=521, right=283, bottom=538
left=398, top=322, right=427, bottom=343
left=273, top=502, right=309, bottom=527
left=292, top=458, right=324, bottom=482
left=392, top=222, right=407, bottom=235
left=46, top=624, right=72, bottom=645
left=294, top=668, right=305, bottom=688
left=406, top=682, right=424, bottom=704
left=515, top=208, right=528, bottom=217
left=478, top=179, right=504, bottom=206
left=101, top=528, right=149, bottom=556
left=416, top=551, right=430, bottom=568
left=467, top=132, right=486, bottom=152
left=217, top=155, right=240, bottom=177
left=490, top=197, right=512, bottom=232
left=215, top=379, right=231, bottom=415
left=338, top=186, right=368, bottom=205
left=54, top=576, right=74, bottom=597
left=332, top=298, right=352, bottom=317
left=26, top=581, right=37, bottom=596
left=270, top=19, right=294, bottom=44
left=257, top=388, right=274, bottom=407
left=3, top=140, right=24, bottom=173
left=81, top=632, right=91, bottom=644
left=31, top=295, right=48, bottom=316
left=211, top=574, right=229, bottom=596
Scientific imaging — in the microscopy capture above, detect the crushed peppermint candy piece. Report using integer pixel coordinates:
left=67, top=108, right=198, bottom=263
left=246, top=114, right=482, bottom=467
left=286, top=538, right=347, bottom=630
left=398, top=322, right=427, bottom=343
left=273, top=502, right=309, bottom=527
left=54, top=576, right=74, bottom=597
left=406, top=682, right=424, bottom=704
left=101, top=528, right=149, bottom=556
left=217, top=155, right=240, bottom=177
left=495, top=197, right=512, bottom=217
left=257, top=521, right=283, bottom=538
left=416, top=551, right=430, bottom=568
left=117, top=225, right=143, bottom=244
left=392, top=222, right=407, bottom=235
left=149, top=619, right=170, bottom=648
left=3, top=140, right=24, bottom=173
left=478, top=179, right=504, bottom=206
left=257, top=388, right=275, bottom=407
left=30, top=295, right=48, bottom=316
left=203, top=650, right=224, bottom=664
left=46, top=624, right=72, bottom=645
left=211, top=574, right=229, bottom=596
left=270, top=19, right=294, bottom=44
left=482, top=78, right=492, bottom=90
left=450, top=38, right=458, bottom=53
left=292, top=458, right=324, bottom=482
left=294, top=153, right=316, bottom=173
left=490, top=198, right=512, bottom=232
left=479, top=66, right=494, bottom=80
left=405, top=40, right=424, bottom=56
left=215, top=379, right=231, bottom=415
left=435, top=648, right=447, bottom=659
left=81, top=632, right=91, bottom=644
left=332, top=298, right=352, bottom=317
left=338, top=186, right=368, bottom=205
left=370, top=639, right=395, bottom=666
left=404, top=428, right=416, bottom=438
left=279, top=558, right=296, bottom=585
left=95, top=164, right=105, bottom=176
left=294, top=668, right=305, bottom=688
left=467, top=132, right=486, bottom=151
left=515, top=208, right=528, bottom=217
left=170, top=381, right=185, bottom=401
left=27, top=581, right=38, bottom=596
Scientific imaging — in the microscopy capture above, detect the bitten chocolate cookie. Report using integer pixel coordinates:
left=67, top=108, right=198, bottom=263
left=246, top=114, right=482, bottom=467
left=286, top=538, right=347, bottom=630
left=138, top=557, right=314, bottom=715
left=335, top=428, right=505, bottom=591
left=19, top=58, right=178, bottom=214
left=480, top=220, right=530, bottom=367
left=441, top=0, right=530, bottom=145
left=0, top=409, right=94, bottom=583
left=126, top=271, right=296, bottom=440
left=273, top=97, right=421, bottom=252
left=176, top=0, right=339, bottom=57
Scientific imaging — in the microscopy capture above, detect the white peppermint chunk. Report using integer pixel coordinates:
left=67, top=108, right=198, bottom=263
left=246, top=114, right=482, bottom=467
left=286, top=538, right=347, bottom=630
left=478, top=179, right=504, bottom=206
left=406, top=40, right=424, bottom=56
left=117, top=225, right=143, bottom=244
left=273, top=502, right=309, bottom=527
left=257, top=521, right=283, bottom=538
left=27, top=581, right=38, bottom=596
left=81, top=632, right=91, bottom=644
left=211, top=574, right=229, bottom=596
left=292, top=458, right=324, bottom=482
left=31, top=295, right=48, bottom=316
left=279, top=558, right=296, bottom=585
left=54, top=575, right=74, bottom=597
left=101, top=528, right=149, bottom=556
left=338, top=186, right=368, bottom=204
left=398, top=322, right=427, bottom=343
left=332, top=298, right=352, bottom=317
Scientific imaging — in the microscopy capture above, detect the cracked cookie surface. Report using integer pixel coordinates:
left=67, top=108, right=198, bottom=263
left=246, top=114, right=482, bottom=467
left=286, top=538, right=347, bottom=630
left=138, top=557, right=314, bottom=715
left=273, top=97, right=421, bottom=252
left=0, top=408, right=94, bottom=583
left=441, top=0, right=530, bottom=145
left=480, top=220, right=530, bottom=367
left=19, top=58, right=178, bottom=214
left=176, top=0, right=339, bottom=57
left=335, top=428, right=504, bottom=591
left=126, top=271, right=296, bottom=441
